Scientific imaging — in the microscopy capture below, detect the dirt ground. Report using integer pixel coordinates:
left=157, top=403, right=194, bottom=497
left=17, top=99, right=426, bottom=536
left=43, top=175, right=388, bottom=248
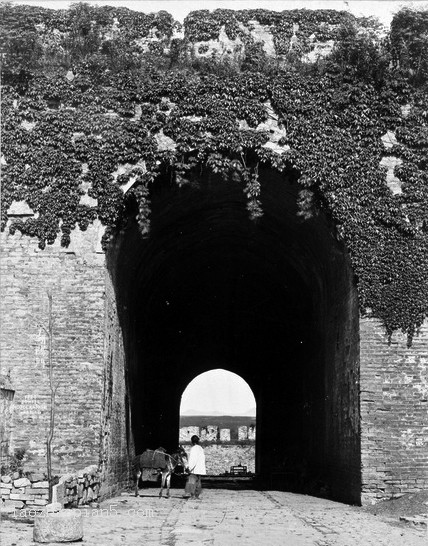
left=1, top=488, right=427, bottom=546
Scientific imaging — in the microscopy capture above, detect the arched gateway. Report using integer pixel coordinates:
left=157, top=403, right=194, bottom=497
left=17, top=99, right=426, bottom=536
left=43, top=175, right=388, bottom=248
left=2, top=160, right=428, bottom=507
left=106, top=166, right=360, bottom=503
left=1, top=4, right=428, bottom=511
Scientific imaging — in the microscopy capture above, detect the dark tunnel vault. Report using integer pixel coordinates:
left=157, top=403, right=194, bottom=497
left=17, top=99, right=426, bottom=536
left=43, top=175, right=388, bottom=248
left=107, top=166, right=361, bottom=504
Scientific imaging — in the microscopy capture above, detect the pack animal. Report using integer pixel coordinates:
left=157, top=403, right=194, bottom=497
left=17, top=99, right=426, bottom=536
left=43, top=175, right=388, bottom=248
left=133, top=446, right=188, bottom=498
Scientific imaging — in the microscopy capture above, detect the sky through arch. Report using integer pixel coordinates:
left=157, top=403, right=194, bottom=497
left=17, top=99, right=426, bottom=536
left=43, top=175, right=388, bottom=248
left=180, top=369, right=256, bottom=416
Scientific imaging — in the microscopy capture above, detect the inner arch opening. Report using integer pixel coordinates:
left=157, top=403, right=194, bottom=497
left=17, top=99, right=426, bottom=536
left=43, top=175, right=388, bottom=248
left=179, top=369, right=257, bottom=476
left=107, top=165, right=361, bottom=503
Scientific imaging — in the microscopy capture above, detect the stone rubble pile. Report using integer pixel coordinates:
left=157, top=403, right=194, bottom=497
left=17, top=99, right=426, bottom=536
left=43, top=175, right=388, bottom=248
left=0, top=472, right=49, bottom=511
left=59, top=465, right=101, bottom=507
left=0, top=465, right=101, bottom=513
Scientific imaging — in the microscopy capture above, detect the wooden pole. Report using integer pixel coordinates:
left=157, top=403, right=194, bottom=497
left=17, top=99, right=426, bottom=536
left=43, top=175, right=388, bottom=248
left=46, top=290, right=55, bottom=503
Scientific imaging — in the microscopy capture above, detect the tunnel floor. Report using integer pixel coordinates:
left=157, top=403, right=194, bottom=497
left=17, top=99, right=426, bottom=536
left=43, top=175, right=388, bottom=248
left=3, top=490, right=426, bottom=545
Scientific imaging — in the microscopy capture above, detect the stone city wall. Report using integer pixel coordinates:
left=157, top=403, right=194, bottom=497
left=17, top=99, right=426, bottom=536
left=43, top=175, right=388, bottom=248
left=202, top=444, right=256, bottom=475
left=2, top=220, right=428, bottom=502
left=1, top=6, right=428, bottom=505
left=0, top=222, right=107, bottom=475
left=179, top=424, right=256, bottom=443
left=180, top=425, right=256, bottom=475
left=98, top=270, right=130, bottom=499
left=360, top=318, right=428, bottom=504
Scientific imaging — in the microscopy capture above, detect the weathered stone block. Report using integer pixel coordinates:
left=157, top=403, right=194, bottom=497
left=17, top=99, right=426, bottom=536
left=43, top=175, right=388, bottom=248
left=10, top=493, right=35, bottom=501
left=179, top=426, right=200, bottom=442
left=33, top=481, right=49, bottom=489
left=220, top=429, right=231, bottom=442
left=59, top=474, right=74, bottom=485
left=238, top=426, right=248, bottom=440
left=33, top=509, right=83, bottom=543
left=0, top=502, right=16, bottom=514
left=12, top=487, right=26, bottom=494
left=83, top=465, right=98, bottom=476
left=200, top=425, right=218, bottom=442
left=28, top=487, right=49, bottom=495
left=3, top=499, right=25, bottom=509
left=13, top=477, right=31, bottom=488
left=46, top=502, right=62, bottom=513
left=1, top=475, right=11, bottom=483
left=52, top=483, right=66, bottom=506
left=30, top=474, right=46, bottom=483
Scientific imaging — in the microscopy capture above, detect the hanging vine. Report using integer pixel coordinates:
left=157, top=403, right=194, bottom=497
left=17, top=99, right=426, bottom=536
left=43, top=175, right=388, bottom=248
left=1, top=3, right=427, bottom=344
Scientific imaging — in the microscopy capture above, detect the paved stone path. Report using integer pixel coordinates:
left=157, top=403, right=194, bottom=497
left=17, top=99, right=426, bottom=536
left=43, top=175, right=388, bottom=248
left=1, top=489, right=427, bottom=545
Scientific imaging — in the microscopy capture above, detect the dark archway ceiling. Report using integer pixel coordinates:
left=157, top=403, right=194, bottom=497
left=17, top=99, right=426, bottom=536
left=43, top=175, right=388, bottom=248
left=108, top=166, right=358, bottom=498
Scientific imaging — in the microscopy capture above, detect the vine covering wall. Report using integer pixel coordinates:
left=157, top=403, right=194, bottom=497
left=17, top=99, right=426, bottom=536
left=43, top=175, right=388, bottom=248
left=1, top=3, right=427, bottom=344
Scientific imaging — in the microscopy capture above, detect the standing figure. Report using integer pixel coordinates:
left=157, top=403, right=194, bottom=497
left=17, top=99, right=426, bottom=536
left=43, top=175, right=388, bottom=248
left=185, top=435, right=206, bottom=500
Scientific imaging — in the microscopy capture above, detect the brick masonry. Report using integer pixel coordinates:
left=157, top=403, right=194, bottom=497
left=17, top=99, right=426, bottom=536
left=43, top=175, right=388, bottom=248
left=360, top=317, right=428, bottom=504
left=0, top=223, right=106, bottom=475
left=98, top=271, right=130, bottom=498
left=1, top=223, right=428, bottom=505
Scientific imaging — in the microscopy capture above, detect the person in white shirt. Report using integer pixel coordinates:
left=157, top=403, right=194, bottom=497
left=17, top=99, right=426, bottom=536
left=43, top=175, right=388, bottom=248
left=185, top=435, right=206, bottom=500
